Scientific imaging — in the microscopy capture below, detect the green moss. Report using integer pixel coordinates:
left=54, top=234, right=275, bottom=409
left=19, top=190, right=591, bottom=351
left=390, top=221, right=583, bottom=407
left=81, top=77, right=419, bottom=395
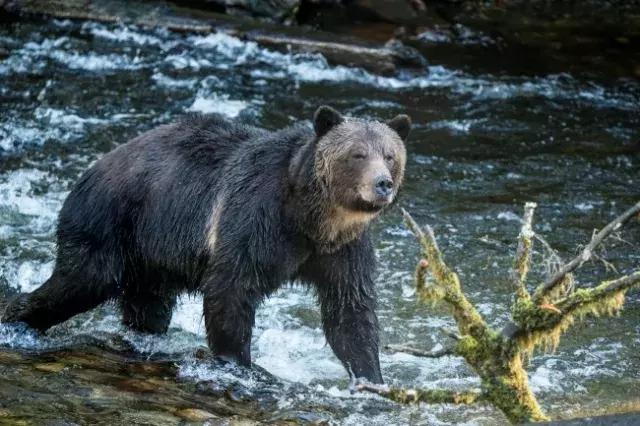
left=513, top=239, right=533, bottom=301
left=416, top=284, right=446, bottom=303
left=482, top=371, right=549, bottom=423
left=385, top=387, right=482, bottom=405
left=456, top=335, right=479, bottom=354
left=511, top=282, right=629, bottom=356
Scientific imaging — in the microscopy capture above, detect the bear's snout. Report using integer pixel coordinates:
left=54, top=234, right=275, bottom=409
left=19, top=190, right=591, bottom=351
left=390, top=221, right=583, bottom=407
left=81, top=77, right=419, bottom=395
left=374, top=175, right=394, bottom=200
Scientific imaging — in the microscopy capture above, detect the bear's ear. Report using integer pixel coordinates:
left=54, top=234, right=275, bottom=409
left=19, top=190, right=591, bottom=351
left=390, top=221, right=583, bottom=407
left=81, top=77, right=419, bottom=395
left=313, top=105, right=344, bottom=138
left=387, top=114, right=412, bottom=141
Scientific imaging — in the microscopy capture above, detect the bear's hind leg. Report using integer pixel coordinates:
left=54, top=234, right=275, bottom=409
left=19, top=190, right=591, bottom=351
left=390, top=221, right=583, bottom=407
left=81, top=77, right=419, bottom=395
left=121, top=286, right=177, bottom=334
left=2, top=267, right=120, bottom=332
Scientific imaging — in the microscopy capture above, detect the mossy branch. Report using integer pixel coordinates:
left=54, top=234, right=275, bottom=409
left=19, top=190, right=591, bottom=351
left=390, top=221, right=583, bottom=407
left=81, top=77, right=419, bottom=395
left=540, top=271, right=640, bottom=330
left=368, top=203, right=639, bottom=424
left=357, top=383, right=483, bottom=405
left=511, top=271, right=640, bottom=353
left=400, top=208, right=488, bottom=340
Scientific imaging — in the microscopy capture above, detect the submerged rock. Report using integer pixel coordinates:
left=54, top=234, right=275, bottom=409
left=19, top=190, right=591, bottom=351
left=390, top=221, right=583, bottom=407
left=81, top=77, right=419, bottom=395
left=0, top=328, right=360, bottom=425
left=0, top=342, right=296, bottom=424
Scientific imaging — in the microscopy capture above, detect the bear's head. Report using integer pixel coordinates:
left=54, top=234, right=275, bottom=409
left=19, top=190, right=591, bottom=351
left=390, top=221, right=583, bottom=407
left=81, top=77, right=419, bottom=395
left=289, top=105, right=410, bottom=251
left=312, top=105, right=409, bottom=215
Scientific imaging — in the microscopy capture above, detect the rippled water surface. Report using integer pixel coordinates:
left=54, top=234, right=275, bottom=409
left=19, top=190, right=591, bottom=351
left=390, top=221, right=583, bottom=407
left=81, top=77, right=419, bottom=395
left=1, top=18, right=639, bottom=425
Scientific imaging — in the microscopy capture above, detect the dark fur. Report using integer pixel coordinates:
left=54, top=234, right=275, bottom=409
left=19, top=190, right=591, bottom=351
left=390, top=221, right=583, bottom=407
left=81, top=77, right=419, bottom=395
left=3, top=110, right=410, bottom=383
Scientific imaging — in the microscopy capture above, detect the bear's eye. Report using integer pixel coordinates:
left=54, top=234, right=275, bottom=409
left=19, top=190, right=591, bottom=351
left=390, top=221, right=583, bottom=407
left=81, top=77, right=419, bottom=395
left=384, top=154, right=394, bottom=162
left=352, top=153, right=367, bottom=160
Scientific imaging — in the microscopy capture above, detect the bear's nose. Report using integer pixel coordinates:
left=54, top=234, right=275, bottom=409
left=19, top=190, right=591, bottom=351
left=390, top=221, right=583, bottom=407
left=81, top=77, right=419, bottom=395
left=375, top=176, right=394, bottom=198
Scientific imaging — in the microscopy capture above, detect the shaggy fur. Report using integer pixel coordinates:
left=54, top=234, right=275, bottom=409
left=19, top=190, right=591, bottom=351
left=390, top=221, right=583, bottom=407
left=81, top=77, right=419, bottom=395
left=2, top=106, right=410, bottom=383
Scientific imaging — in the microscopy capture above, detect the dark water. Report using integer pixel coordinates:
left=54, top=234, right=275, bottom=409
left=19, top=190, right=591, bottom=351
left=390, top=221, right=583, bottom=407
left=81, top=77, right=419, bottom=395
left=0, top=18, right=639, bottom=425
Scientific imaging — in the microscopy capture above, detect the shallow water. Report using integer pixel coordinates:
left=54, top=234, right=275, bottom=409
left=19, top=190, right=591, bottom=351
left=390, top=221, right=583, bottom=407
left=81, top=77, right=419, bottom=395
left=0, top=18, right=639, bottom=425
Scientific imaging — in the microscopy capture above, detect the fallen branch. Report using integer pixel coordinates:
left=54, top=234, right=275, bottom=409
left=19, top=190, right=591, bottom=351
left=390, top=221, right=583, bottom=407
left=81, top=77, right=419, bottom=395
left=365, top=202, right=640, bottom=423
left=384, top=344, right=456, bottom=358
left=357, top=383, right=482, bottom=405
left=4, top=0, right=425, bottom=75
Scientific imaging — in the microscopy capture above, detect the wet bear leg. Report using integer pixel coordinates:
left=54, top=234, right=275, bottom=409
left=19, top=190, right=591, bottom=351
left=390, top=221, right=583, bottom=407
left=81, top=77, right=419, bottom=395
left=2, top=266, right=120, bottom=332
left=298, top=236, right=384, bottom=384
left=121, top=286, right=177, bottom=334
left=202, top=279, right=256, bottom=366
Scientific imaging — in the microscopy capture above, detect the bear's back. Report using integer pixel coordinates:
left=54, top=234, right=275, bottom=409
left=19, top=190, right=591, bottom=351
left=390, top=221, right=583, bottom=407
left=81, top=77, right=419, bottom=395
left=56, top=113, right=311, bottom=281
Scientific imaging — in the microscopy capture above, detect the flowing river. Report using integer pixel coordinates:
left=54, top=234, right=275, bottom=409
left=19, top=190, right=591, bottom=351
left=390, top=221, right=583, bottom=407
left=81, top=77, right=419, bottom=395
left=1, top=17, right=639, bottom=425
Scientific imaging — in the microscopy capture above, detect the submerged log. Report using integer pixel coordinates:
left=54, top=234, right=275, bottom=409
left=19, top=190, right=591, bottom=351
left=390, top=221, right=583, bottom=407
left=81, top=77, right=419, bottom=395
left=360, top=202, right=640, bottom=424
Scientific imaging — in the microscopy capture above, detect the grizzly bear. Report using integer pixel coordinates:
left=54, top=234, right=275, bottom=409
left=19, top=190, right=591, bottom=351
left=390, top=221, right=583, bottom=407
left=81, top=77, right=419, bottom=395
left=2, top=106, right=410, bottom=384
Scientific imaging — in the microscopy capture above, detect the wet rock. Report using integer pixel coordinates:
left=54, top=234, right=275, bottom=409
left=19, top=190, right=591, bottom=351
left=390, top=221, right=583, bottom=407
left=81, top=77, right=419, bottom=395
left=384, top=38, right=427, bottom=68
left=196, top=380, right=228, bottom=397
left=350, top=0, right=426, bottom=24
left=40, top=421, right=79, bottom=426
left=33, top=362, right=66, bottom=373
left=226, top=382, right=255, bottom=402
left=174, top=407, right=219, bottom=421
left=0, top=345, right=294, bottom=423
left=117, top=378, right=160, bottom=393
left=173, top=0, right=301, bottom=22
left=294, top=411, right=330, bottom=424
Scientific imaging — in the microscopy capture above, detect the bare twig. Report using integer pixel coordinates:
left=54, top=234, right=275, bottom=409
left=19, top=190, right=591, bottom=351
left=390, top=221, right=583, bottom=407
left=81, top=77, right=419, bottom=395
left=512, top=202, right=537, bottom=300
left=385, top=344, right=457, bottom=358
left=533, top=234, right=564, bottom=270
left=534, top=201, right=640, bottom=301
left=440, top=328, right=462, bottom=341
left=592, top=252, right=619, bottom=274
left=533, top=234, right=573, bottom=294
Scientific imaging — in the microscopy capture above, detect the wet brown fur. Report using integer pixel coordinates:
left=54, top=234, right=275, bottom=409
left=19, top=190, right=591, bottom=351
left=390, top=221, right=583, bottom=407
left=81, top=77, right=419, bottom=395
left=3, top=106, right=411, bottom=384
left=303, top=118, right=407, bottom=252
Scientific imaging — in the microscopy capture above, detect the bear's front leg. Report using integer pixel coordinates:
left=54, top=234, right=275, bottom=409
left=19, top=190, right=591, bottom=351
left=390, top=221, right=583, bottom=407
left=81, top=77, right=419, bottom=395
left=319, top=285, right=383, bottom=384
left=300, top=235, right=383, bottom=384
left=202, top=276, right=256, bottom=366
